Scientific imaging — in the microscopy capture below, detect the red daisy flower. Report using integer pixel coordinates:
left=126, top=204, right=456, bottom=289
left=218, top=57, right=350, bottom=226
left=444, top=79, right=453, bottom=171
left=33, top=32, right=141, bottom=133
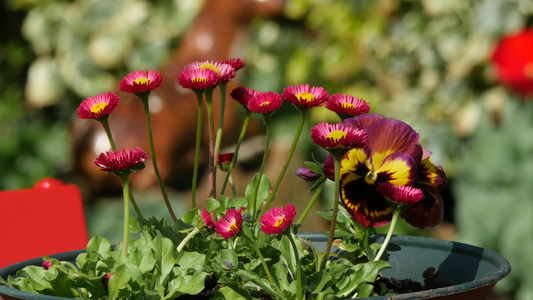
left=185, top=60, right=236, bottom=83
left=491, top=28, right=533, bottom=95
left=376, top=182, right=425, bottom=206
left=260, top=204, right=297, bottom=234
left=77, top=91, right=120, bottom=120
left=281, top=84, right=329, bottom=109
left=310, top=122, right=367, bottom=150
left=230, top=87, right=259, bottom=109
left=221, top=58, right=245, bottom=71
left=42, top=260, right=52, bottom=270
left=119, top=70, right=163, bottom=94
left=201, top=208, right=216, bottom=228
left=325, top=93, right=370, bottom=118
left=247, top=91, right=283, bottom=114
left=215, top=208, right=243, bottom=239
left=178, top=67, right=219, bottom=91
left=94, top=147, right=149, bottom=175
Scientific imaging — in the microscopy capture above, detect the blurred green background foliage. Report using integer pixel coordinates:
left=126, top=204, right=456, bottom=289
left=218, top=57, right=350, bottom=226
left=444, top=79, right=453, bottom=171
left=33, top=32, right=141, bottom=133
left=1, top=0, right=533, bottom=299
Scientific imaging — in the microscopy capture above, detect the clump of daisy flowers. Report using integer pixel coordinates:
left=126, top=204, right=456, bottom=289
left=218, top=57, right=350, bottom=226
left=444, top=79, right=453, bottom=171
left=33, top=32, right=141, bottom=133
left=26, top=58, right=446, bottom=299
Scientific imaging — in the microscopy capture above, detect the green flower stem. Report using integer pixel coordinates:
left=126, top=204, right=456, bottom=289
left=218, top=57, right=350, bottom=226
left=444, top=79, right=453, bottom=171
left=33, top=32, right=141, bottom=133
left=98, top=117, right=143, bottom=219
left=322, top=157, right=341, bottom=270
left=260, top=109, right=308, bottom=218
left=241, top=232, right=278, bottom=292
left=374, top=210, right=400, bottom=261
left=287, top=233, right=303, bottom=300
left=205, top=88, right=217, bottom=199
left=191, top=91, right=205, bottom=209
left=228, top=174, right=237, bottom=198
left=138, top=94, right=177, bottom=222
left=177, top=227, right=200, bottom=252
left=252, top=115, right=272, bottom=220
left=98, top=117, right=116, bottom=151
left=296, top=179, right=325, bottom=225
left=213, top=82, right=228, bottom=171
left=118, top=174, right=132, bottom=257
left=221, top=111, right=252, bottom=194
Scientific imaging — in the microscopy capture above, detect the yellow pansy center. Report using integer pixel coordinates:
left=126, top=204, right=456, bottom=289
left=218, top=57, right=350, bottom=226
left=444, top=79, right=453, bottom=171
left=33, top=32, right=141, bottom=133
left=90, top=103, right=108, bottom=114
left=200, top=63, right=221, bottom=76
left=326, top=130, right=347, bottom=143
left=191, top=77, right=207, bottom=84
left=296, top=92, right=315, bottom=102
left=134, top=77, right=150, bottom=86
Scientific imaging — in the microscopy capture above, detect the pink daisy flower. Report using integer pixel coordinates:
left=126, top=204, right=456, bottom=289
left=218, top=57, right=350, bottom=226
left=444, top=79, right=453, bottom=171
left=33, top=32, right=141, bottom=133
left=77, top=91, right=120, bottom=120
left=215, top=208, right=243, bottom=239
left=326, top=93, right=370, bottom=118
left=281, top=84, right=329, bottom=109
left=230, top=87, right=259, bottom=109
left=42, top=260, right=52, bottom=270
left=102, top=273, right=113, bottom=289
left=201, top=208, right=216, bottom=228
left=310, top=122, right=367, bottom=150
left=184, top=60, right=236, bottom=83
left=260, top=204, right=297, bottom=234
left=247, top=91, right=283, bottom=114
left=221, top=58, right=245, bottom=71
left=119, top=70, right=163, bottom=94
left=94, top=147, right=149, bottom=175
left=178, top=67, right=219, bottom=91
left=377, top=183, right=425, bottom=206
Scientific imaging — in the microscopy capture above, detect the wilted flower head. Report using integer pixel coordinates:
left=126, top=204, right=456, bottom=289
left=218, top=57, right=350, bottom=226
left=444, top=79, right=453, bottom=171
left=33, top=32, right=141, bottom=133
left=94, top=147, right=149, bottom=176
left=247, top=91, right=283, bottom=114
left=178, top=67, right=219, bottom=91
left=42, top=260, right=52, bottom=270
left=325, top=93, right=370, bottom=119
left=231, top=87, right=259, bottom=109
left=491, top=28, right=533, bottom=96
left=260, top=204, right=296, bottom=234
left=215, top=208, right=243, bottom=239
left=77, top=91, right=120, bottom=120
left=119, top=70, right=163, bottom=94
left=217, top=153, right=234, bottom=172
left=281, top=84, right=329, bottom=110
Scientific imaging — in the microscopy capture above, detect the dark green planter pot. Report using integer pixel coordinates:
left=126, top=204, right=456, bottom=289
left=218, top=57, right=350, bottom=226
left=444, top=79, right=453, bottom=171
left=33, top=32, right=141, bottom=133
left=0, top=234, right=511, bottom=300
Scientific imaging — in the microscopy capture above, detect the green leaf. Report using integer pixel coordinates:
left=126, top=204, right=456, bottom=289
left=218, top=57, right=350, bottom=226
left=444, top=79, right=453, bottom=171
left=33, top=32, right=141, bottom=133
left=235, top=270, right=287, bottom=300
left=213, top=286, right=249, bottom=300
left=271, top=262, right=291, bottom=293
left=108, top=264, right=132, bottom=300
left=308, top=271, right=332, bottom=294
left=86, top=236, right=112, bottom=258
left=304, top=161, right=324, bottom=174
left=245, top=173, right=271, bottom=210
left=230, top=197, right=248, bottom=209
left=177, top=251, right=205, bottom=271
left=206, top=198, right=220, bottom=212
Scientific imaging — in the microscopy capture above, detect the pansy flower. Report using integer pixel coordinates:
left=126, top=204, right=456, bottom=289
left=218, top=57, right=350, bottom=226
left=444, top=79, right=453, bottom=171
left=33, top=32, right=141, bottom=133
left=281, top=84, right=329, bottom=110
left=94, top=147, right=149, bottom=176
left=215, top=208, right=243, bottom=239
left=260, top=204, right=296, bottom=234
left=325, top=93, right=370, bottom=119
left=184, top=60, right=236, bottom=83
left=77, top=91, right=120, bottom=120
left=201, top=208, right=216, bottom=229
left=230, top=87, right=259, bottom=110
left=491, top=28, right=533, bottom=95
left=178, top=67, right=219, bottom=91
left=247, top=91, right=283, bottom=114
left=339, top=115, right=446, bottom=228
left=310, top=122, right=367, bottom=152
left=119, top=70, right=163, bottom=94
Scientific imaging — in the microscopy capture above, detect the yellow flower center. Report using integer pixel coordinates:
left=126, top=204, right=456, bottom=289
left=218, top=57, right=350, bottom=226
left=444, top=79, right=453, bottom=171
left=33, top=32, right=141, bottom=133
left=90, top=103, right=108, bottom=114
left=274, top=218, right=285, bottom=228
left=229, top=222, right=239, bottom=232
left=326, top=130, right=347, bottom=142
left=341, top=102, right=356, bottom=110
left=296, top=92, right=315, bottom=102
left=200, top=63, right=221, bottom=76
left=191, top=77, right=207, bottom=84
left=134, top=77, right=150, bottom=86
left=525, top=63, right=533, bottom=79
left=260, top=101, right=270, bottom=107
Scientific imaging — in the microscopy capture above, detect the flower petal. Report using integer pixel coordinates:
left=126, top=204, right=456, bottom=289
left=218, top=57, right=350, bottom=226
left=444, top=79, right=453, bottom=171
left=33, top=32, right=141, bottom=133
left=341, top=178, right=392, bottom=228
left=375, top=152, right=418, bottom=186
left=401, top=188, right=444, bottom=229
